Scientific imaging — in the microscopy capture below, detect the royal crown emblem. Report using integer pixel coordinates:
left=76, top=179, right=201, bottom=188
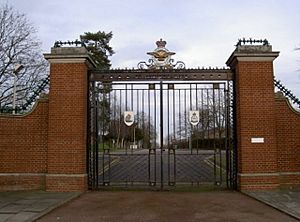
left=138, top=39, right=185, bottom=69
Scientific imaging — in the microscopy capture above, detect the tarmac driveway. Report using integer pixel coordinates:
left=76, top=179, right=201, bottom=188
left=37, top=190, right=297, bottom=222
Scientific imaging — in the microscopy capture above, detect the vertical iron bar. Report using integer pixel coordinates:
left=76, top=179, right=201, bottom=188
left=189, top=84, right=192, bottom=154
left=184, top=88, right=187, bottom=152
left=148, top=88, right=152, bottom=184
left=96, top=85, right=99, bottom=188
left=225, top=83, right=230, bottom=188
left=173, top=86, right=176, bottom=184
left=219, top=86, right=222, bottom=184
left=108, top=84, right=112, bottom=183
left=131, top=84, right=134, bottom=156
left=160, top=81, right=163, bottom=190
left=201, top=88, right=204, bottom=154
left=179, top=89, right=181, bottom=145
left=119, top=88, right=122, bottom=150
left=167, top=84, right=170, bottom=185
left=206, top=88, right=211, bottom=183
left=154, top=85, right=157, bottom=184
left=142, top=89, right=145, bottom=142
left=87, top=81, right=91, bottom=189
left=213, top=87, right=217, bottom=185
left=196, top=84, right=199, bottom=155
left=173, top=88, right=176, bottom=145
left=148, top=86, right=151, bottom=185
left=125, top=84, right=128, bottom=155
left=91, top=81, right=98, bottom=189
left=137, top=87, right=140, bottom=140
left=130, top=84, right=134, bottom=183
left=154, top=87, right=157, bottom=150
left=232, top=79, right=238, bottom=189
left=101, top=87, right=106, bottom=185
left=92, top=86, right=99, bottom=186
left=113, top=86, right=116, bottom=151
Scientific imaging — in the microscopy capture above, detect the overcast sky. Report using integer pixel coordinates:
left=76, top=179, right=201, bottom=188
left=7, top=0, right=300, bottom=97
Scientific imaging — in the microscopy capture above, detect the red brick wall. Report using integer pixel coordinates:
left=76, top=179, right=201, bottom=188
left=46, top=62, right=88, bottom=192
left=275, top=96, right=300, bottom=187
left=0, top=98, right=48, bottom=190
left=234, top=61, right=279, bottom=190
left=0, top=57, right=90, bottom=192
left=239, top=175, right=279, bottom=190
left=46, top=175, right=87, bottom=192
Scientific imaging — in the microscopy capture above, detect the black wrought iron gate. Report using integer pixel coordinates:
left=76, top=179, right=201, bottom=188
left=88, top=70, right=236, bottom=190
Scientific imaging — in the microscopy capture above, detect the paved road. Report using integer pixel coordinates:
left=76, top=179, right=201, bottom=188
left=97, top=149, right=226, bottom=187
left=1, top=190, right=299, bottom=222
left=37, top=191, right=298, bottom=222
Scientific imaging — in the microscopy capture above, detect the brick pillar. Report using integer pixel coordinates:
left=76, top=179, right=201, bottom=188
left=226, top=44, right=280, bottom=190
left=44, top=47, right=95, bottom=191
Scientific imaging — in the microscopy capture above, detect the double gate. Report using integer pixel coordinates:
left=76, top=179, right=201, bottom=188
left=88, top=69, right=236, bottom=190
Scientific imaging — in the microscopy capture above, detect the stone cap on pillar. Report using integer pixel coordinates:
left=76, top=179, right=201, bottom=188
left=44, top=47, right=97, bottom=68
left=226, top=39, right=279, bottom=68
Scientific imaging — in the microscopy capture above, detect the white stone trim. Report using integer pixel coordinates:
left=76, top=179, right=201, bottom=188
left=280, top=172, right=300, bottom=176
left=236, top=56, right=277, bottom=62
left=0, top=173, right=45, bottom=176
left=46, top=58, right=88, bottom=64
left=46, top=174, right=87, bottom=178
left=239, top=172, right=300, bottom=177
left=226, top=51, right=279, bottom=66
left=239, top=172, right=279, bottom=177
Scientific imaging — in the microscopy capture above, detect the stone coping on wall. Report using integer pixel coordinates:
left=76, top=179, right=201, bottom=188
left=44, top=47, right=96, bottom=68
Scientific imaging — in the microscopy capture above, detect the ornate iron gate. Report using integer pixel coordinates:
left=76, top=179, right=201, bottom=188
left=87, top=40, right=236, bottom=190
left=88, top=74, right=236, bottom=190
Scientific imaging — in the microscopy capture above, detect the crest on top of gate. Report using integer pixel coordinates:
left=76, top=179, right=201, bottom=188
left=138, top=39, right=185, bottom=69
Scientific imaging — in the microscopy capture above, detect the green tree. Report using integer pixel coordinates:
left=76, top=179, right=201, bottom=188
left=81, top=31, right=115, bottom=145
left=80, top=31, right=114, bottom=69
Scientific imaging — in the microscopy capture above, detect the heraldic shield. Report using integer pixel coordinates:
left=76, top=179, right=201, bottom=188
left=189, top=110, right=200, bottom=126
left=124, top=111, right=134, bottom=126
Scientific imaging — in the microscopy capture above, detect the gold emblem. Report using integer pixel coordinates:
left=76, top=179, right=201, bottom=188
left=138, top=39, right=185, bottom=69
left=147, top=39, right=175, bottom=63
left=146, top=39, right=176, bottom=69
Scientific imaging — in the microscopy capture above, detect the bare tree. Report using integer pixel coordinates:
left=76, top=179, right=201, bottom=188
left=175, top=89, right=226, bottom=139
left=108, top=108, right=156, bottom=150
left=0, top=4, right=48, bottom=112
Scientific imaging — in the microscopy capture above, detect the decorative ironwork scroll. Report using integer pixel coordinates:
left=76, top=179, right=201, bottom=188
left=236, top=38, right=269, bottom=46
left=274, top=78, right=300, bottom=108
left=0, top=75, right=49, bottom=114
left=138, top=39, right=185, bottom=69
left=54, top=40, right=86, bottom=48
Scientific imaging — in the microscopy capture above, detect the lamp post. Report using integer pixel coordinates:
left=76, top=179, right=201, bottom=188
left=12, top=64, right=24, bottom=114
